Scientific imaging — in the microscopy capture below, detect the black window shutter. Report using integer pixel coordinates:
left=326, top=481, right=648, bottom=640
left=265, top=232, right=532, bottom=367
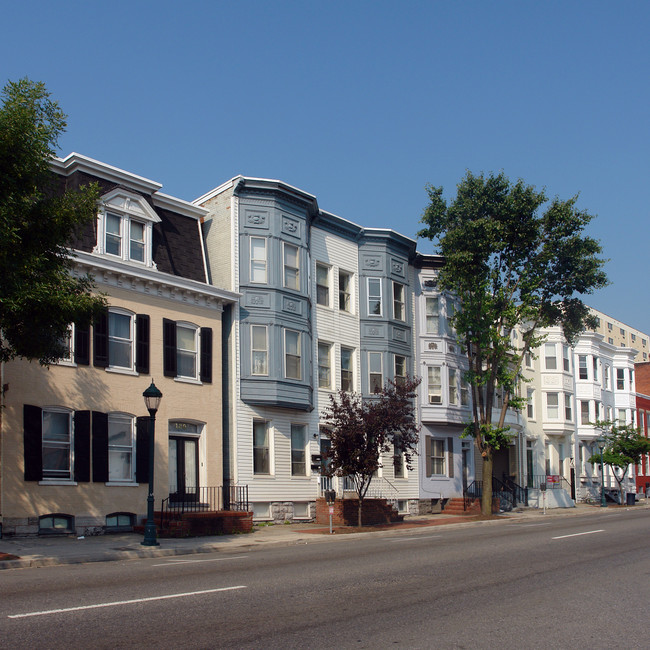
left=92, top=411, right=109, bottom=483
left=93, top=309, right=109, bottom=368
left=425, top=436, right=432, bottom=478
left=135, top=416, right=150, bottom=483
left=74, top=411, right=91, bottom=482
left=447, top=437, right=454, bottom=478
left=200, top=327, right=213, bottom=383
left=163, top=318, right=177, bottom=378
left=23, top=404, right=43, bottom=481
left=74, top=323, right=90, bottom=365
left=136, top=314, right=150, bottom=374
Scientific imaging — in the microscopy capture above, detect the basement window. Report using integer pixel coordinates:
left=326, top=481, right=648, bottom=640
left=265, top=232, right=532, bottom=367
left=105, top=512, right=135, bottom=532
left=39, top=513, right=74, bottom=536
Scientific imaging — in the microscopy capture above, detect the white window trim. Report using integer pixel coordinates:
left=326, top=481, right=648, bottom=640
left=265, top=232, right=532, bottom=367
left=253, top=419, right=273, bottom=476
left=94, top=189, right=160, bottom=268
left=55, top=323, right=76, bottom=367
left=318, top=341, right=333, bottom=390
left=250, top=236, right=268, bottom=284
left=284, top=328, right=302, bottom=380
left=316, top=263, right=331, bottom=308
left=107, top=412, right=136, bottom=484
left=283, top=242, right=300, bottom=291
left=368, top=351, right=383, bottom=393
left=108, top=308, right=136, bottom=372
left=339, top=270, right=353, bottom=313
left=41, top=407, right=74, bottom=482
left=340, top=346, right=355, bottom=392
left=251, top=324, right=269, bottom=376
left=176, top=322, right=200, bottom=381
left=367, top=277, right=383, bottom=317
left=392, top=281, right=405, bottom=322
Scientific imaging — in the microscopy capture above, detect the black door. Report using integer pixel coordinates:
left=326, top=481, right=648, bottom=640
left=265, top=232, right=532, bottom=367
left=168, top=436, right=199, bottom=502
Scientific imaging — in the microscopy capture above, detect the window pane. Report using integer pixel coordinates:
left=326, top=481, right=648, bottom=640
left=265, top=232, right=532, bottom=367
left=339, top=271, right=351, bottom=312
left=106, top=213, right=121, bottom=256
left=284, top=244, right=299, bottom=290
left=251, top=238, right=267, bottom=283
left=109, top=312, right=131, bottom=339
left=43, top=411, right=70, bottom=442
left=291, top=424, right=306, bottom=476
left=426, top=298, right=439, bottom=334
left=129, top=221, right=145, bottom=262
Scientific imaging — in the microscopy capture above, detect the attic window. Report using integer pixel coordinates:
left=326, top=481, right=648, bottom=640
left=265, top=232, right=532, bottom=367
left=94, top=189, right=160, bottom=268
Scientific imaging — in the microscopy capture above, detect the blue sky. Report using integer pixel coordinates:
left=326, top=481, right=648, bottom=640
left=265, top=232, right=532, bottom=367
left=3, top=1, right=649, bottom=332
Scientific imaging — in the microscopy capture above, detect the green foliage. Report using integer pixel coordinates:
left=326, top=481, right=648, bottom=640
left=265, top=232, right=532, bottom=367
left=0, top=78, right=106, bottom=363
left=419, top=171, right=608, bottom=514
left=588, top=422, right=650, bottom=484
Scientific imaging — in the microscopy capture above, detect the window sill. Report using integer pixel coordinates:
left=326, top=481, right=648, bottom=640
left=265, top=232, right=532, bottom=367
left=39, top=480, right=78, bottom=486
left=106, top=367, right=139, bottom=377
left=55, top=360, right=77, bottom=368
left=174, top=376, right=202, bottom=385
left=106, top=481, right=140, bottom=487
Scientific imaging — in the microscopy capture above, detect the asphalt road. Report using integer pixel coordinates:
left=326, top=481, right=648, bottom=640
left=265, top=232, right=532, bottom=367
left=1, top=509, right=649, bottom=649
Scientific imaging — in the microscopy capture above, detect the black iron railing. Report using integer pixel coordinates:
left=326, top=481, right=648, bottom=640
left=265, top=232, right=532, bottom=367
left=160, top=484, right=249, bottom=527
left=502, top=476, right=528, bottom=506
left=463, top=476, right=528, bottom=511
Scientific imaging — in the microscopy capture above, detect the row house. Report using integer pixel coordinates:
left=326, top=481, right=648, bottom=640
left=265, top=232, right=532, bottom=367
left=635, top=362, right=650, bottom=494
left=195, top=178, right=421, bottom=521
left=523, top=328, right=638, bottom=504
left=0, top=154, right=237, bottom=537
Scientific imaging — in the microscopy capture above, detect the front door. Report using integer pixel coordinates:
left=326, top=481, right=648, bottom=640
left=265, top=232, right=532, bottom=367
left=169, top=436, right=198, bottom=502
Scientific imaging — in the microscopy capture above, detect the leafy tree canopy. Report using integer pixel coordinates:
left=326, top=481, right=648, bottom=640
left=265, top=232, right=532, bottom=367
left=589, top=422, right=650, bottom=504
left=418, top=171, right=608, bottom=514
left=0, top=78, right=105, bottom=363
left=321, top=377, right=420, bottom=526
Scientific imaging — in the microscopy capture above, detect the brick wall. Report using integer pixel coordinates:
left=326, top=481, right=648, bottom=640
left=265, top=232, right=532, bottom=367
left=315, top=498, right=401, bottom=526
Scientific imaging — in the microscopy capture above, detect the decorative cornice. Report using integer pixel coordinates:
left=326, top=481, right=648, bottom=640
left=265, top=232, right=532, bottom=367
left=71, top=250, right=239, bottom=311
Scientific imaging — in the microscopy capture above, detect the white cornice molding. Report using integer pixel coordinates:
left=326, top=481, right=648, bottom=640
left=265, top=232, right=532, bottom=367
left=53, top=153, right=161, bottom=194
left=154, top=192, right=207, bottom=219
left=71, top=250, right=240, bottom=311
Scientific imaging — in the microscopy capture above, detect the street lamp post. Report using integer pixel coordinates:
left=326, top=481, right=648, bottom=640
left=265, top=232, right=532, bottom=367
left=598, top=438, right=607, bottom=508
left=142, top=381, right=163, bottom=546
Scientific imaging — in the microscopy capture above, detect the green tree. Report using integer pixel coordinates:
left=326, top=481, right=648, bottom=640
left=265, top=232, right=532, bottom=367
left=0, top=78, right=105, bottom=364
left=589, top=422, right=650, bottom=506
left=418, top=171, right=608, bottom=515
left=321, top=377, right=420, bottom=527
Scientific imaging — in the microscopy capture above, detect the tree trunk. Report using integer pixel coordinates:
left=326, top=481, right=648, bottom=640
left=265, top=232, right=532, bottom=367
left=481, top=454, right=493, bottom=516
left=358, top=496, right=363, bottom=527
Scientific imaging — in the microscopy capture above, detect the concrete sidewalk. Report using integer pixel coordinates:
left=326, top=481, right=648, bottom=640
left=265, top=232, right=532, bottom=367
left=0, top=503, right=641, bottom=570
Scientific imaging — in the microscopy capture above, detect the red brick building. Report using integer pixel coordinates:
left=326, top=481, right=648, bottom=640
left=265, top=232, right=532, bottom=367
left=635, top=362, right=650, bottom=493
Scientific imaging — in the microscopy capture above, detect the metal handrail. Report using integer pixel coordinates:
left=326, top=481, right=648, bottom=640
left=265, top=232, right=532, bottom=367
left=160, top=485, right=249, bottom=528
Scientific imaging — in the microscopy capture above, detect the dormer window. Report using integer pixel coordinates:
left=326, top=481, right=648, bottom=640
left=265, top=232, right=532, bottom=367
left=94, top=189, right=160, bottom=267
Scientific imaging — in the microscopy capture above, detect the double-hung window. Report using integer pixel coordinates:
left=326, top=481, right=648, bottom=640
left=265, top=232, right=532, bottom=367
left=42, top=409, right=73, bottom=480
left=546, top=393, right=559, bottom=419
left=544, top=343, right=557, bottom=370
left=563, top=346, right=571, bottom=372
left=109, top=310, right=134, bottom=370
left=527, top=389, right=535, bottom=419
left=251, top=325, right=268, bottom=375
left=253, top=420, right=270, bottom=474
left=316, top=264, right=330, bottom=306
left=250, top=237, right=267, bottom=283
left=425, top=297, right=439, bottom=334
left=394, top=355, right=406, bottom=386
left=393, top=282, right=405, bottom=321
left=368, top=352, right=383, bottom=393
left=108, top=414, right=135, bottom=482
left=428, top=366, right=442, bottom=404
left=283, top=243, right=300, bottom=290
left=426, top=437, right=446, bottom=475
left=176, top=324, right=199, bottom=380
left=163, top=320, right=212, bottom=383
left=617, top=368, right=625, bottom=390
left=564, top=395, right=573, bottom=421
left=580, top=400, right=590, bottom=424
left=291, top=424, right=307, bottom=476
left=339, top=271, right=352, bottom=312
left=578, top=355, right=588, bottom=380
left=96, top=190, right=160, bottom=266
left=318, top=342, right=332, bottom=389
left=367, top=278, right=382, bottom=316
left=341, top=347, right=354, bottom=392
left=448, top=368, right=459, bottom=405
left=285, top=329, right=301, bottom=380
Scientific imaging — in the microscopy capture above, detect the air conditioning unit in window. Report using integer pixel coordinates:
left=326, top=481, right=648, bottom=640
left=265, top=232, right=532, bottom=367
left=429, top=395, right=442, bottom=404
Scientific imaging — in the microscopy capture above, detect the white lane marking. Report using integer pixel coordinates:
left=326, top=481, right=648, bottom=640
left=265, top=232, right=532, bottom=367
left=153, top=555, right=248, bottom=567
left=516, top=523, right=551, bottom=527
left=552, top=529, right=604, bottom=540
left=8, top=586, right=247, bottom=619
left=389, top=535, right=442, bottom=542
